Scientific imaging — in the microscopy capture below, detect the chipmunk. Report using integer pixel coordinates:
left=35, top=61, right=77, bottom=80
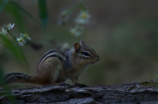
left=3, top=40, right=99, bottom=85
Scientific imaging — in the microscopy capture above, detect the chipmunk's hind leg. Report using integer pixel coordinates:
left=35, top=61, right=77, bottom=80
left=37, top=57, right=63, bottom=85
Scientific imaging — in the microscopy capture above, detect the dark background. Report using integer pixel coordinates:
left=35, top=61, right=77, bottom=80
left=1, top=0, right=158, bottom=85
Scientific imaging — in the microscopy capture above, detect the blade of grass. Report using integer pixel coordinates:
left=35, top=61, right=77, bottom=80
left=79, top=3, right=86, bottom=11
left=0, top=35, right=29, bottom=70
left=4, top=3, right=25, bottom=32
left=64, top=2, right=82, bottom=15
left=9, top=1, right=41, bottom=25
left=19, top=47, right=29, bottom=70
left=0, top=0, right=9, bottom=14
left=38, top=0, right=48, bottom=28
left=0, top=35, right=23, bottom=61
left=0, top=65, right=18, bottom=104
left=0, top=64, right=4, bottom=85
left=9, top=32, right=29, bottom=70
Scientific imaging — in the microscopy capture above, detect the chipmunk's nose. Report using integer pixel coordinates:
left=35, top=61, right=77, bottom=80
left=96, top=56, right=100, bottom=61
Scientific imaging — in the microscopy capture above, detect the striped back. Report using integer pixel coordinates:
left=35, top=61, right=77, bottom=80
left=36, top=49, right=66, bottom=70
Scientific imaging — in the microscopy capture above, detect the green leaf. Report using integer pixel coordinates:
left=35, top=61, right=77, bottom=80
left=1, top=33, right=29, bottom=70
left=4, top=3, right=25, bottom=32
left=0, top=64, right=4, bottom=85
left=64, top=2, right=83, bottom=15
left=5, top=90, right=18, bottom=104
left=0, top=0, right=9, bottom=14
left=9, top=1, right=41, bottom=25
left=38, top=0, right=48, bottom=28
left=0, top=35, right=26, bottom=64
left=65, top=5, right=76, bottom=15
left=0, top=65, right=17, bottom=104
left=19, top=46, right=29, bottom=70
left=79, top=3, right=86, bottom=11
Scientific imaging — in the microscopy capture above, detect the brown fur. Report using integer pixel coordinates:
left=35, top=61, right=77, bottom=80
left=3, top=40, right=99, bottom=85
left=36, top=57, right=65, bottom=85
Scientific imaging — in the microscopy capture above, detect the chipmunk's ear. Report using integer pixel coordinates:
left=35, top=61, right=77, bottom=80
left=80, top=40, right=86, bottom=45
left=74, top=43, right=81, bottom=54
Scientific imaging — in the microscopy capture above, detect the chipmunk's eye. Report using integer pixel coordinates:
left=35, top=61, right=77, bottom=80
left=82, top=52, right=90, bottom=56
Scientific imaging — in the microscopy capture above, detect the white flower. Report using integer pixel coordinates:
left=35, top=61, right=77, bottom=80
left=58, top=11, right=70, bottom=25
left=70, top=27, right=81, bottom=37
left=4, top=23, right=15, bottom=30
left=60, top=11, right=69, bottom=20
left=16, top=36, right=26, bottom=46
left=77, top=10, right=91, bottom=21
left=74, top=10, right=91, bottom=25
left=74, top=18, right=87, bottom=25
left=0, top=27, right=7, bottom=35
left=61, top=43, right=69, bottom=50
left=20, top=33, right=31, bottom=40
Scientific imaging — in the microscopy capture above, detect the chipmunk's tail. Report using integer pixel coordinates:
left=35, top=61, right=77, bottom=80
left=2, top=72, right=38, bottom=85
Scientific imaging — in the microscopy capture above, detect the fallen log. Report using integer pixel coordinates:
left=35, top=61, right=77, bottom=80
left=1, top=79, right=158, bottom=104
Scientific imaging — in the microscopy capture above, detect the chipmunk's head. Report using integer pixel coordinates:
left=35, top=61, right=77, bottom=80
left=72, top=40, right=99, bottom=65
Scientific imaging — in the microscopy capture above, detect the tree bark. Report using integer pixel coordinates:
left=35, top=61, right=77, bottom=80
left=1, top=79, right=158, bottom=104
